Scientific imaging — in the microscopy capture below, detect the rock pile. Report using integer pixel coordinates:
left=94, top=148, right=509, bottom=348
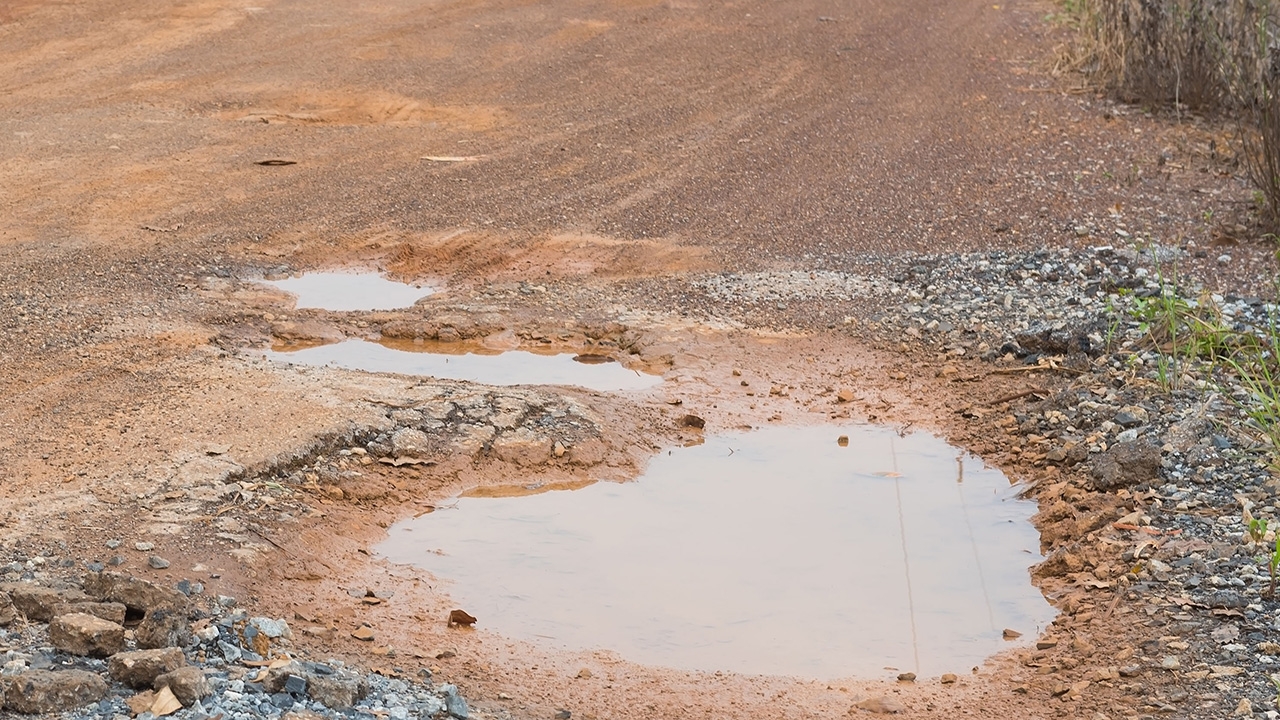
left=0, top=570, right=470, bottom=719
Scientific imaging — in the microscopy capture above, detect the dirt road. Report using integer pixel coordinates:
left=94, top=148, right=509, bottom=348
left=2, top=0, right=1275, bottom=717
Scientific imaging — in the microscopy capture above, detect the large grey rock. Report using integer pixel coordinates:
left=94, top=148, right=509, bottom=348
left=51, top=601, right=126, bottom=625
left=4, top=584, right=89, bottom=622
left=1091, top=441, right=1162, bottom=489
left=108, top=648, right=186, bottom=689
left=48, top=612, right=125, bottom=657
left=0, top=591, right=15, bottom=626
left=135, top=607, right=191, bottom=649
left=81, top=572, right=187, bottom=613
left=153, top=666, right=211, bottom=707
left=263, top=661, right=368, bottom=710
left=1, top=670, right=108, bottom=714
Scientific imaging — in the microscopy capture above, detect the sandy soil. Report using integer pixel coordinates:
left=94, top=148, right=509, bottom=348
left=3, top=0, right=1279, bottom=718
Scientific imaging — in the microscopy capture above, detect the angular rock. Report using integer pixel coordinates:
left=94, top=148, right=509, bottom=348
left=1034, top=547, right=1085, bottom=578
left=0, top=591, right=14, bottom=626
left=443, top=683, right=469, bottom=719
left=855, top=695, right=906, bottom=714
left=1091, top=441, right=1162, bottom=490
left=154, top=666, right=211, bottom=707
left=1114, top=406, right=1148, bottom=428
left=264, top=661, right=368, bottom=710
left=4, top=584, right=89, bottom=622
left=48, top=612, right=125, bottom=657
left=51, top=601, right=127, bottom=625
left=136, top=607, right=192, bottom=649
left=81, top=571, right=187, bottom=614
left=1014, top=322, right=1097, bottom=356
left=249, top=617, right=291, bottom=639
left=108, top=648, right=187, bottom=689
left=1, top=670, right=108, bottom=714
left=390, top=427, right=433, bottom=458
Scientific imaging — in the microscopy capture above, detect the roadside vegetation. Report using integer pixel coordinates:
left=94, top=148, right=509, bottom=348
left=1053, top=1, right=1280, bottom=454
left=1056, top=0, right=1280, bottom=227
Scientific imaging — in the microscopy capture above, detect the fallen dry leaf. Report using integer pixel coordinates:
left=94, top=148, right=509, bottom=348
left=150, top=686, right=183, bottom=717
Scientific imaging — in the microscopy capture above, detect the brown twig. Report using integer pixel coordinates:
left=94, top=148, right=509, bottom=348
left=987, top=388, right=1049, bottom=406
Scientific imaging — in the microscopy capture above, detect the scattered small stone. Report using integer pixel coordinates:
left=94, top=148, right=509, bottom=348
left=940, top=673, right=958, bottom=684
left=576, top=668, right=592, bottom=679
left=134, top=542, right=155, bottom=552
left=555, top=711, right=571, bottom=720
left=148, top=556, right=171, bottom=569
left=351, top=625, right=375, bottom=641
left=896, top=672, right=915, bottom=682
left=1003, top=628, right=1022, bottom=640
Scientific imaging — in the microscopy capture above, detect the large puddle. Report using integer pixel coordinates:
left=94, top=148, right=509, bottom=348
left=263, top=271, right=434, bottom=311
left=266, top=339, right=660, bottom=392
left=380, top=426, right=1054, bottom=679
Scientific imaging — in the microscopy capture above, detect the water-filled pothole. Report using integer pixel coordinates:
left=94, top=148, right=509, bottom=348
left=263, top=271, right=434, bottom=311
left=266, top=339, right=660, bottom=392
left=380, top=425, right=1054, bottom=679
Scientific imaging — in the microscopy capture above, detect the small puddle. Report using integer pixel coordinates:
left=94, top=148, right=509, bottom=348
left=263, top=271, right=434, bottom=311
left=380, top=426, right=1054, bottom=679
left=266, top=339, right=660, bottom=392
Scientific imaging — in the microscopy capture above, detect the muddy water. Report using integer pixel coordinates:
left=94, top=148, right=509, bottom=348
left=380, top=426, right=1054, bottom=679
left=264, top=271, right=434, bottom=311
left=266, top=339, right=660, bottom=392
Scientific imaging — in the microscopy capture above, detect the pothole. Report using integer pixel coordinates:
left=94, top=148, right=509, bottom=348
left=265, top=339, right=661, bottom=392
left=262, top=271, right=435, bottom=311
left=379, top=425, right=1055, bottom=679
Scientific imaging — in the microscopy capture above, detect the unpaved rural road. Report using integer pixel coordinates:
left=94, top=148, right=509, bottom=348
left=1, top=0, right=1273, bottom=718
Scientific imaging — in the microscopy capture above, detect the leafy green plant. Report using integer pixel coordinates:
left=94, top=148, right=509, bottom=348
left=1249, top=516, right=1269, bottom=544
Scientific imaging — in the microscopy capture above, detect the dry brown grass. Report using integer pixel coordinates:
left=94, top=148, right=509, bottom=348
left=1060, top=0, right=1280, bottom=228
